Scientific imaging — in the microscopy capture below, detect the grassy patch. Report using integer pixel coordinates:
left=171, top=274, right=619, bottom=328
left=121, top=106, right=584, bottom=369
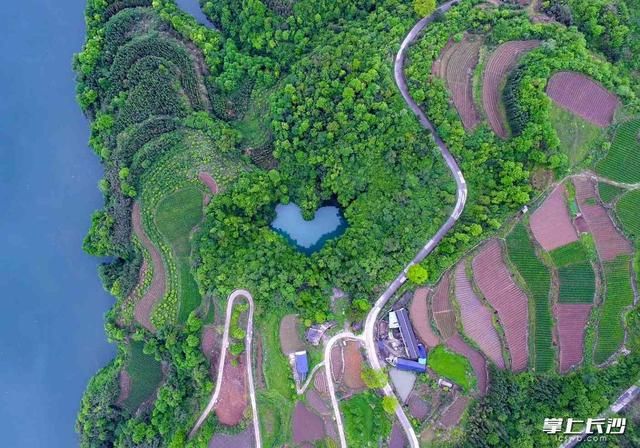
left=596, top=119, right=640, bottom=183
left=257, top=390, right=291, bottom=447
left=616, top=189, right=640, bottom=241
left=557, top=261, right=596, bottom=303
left=341, top=391, right=391, bottom=447
left=155, top=186, right=203, bottom=322
left=550, top=240, right=590, bottom=267
left=506, top=223, right=554, bottom=372
left=549, top=103, right=602, bottom=166
left=598, top=182, right=625, bottom=203
left=428, top=345, right=475, bottom=392
left=594, top=256, right=634, bottom=364
left=123, top=341, right=163, bottom=412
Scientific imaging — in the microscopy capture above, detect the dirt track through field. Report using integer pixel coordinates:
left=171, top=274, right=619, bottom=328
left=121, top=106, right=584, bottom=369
left=530, top=184, right=578, bottom=251
left=454, top=263, right=505, bottom=368
left=473, top=239, right=529, bottom=371
left=482, top=40, right=540, bottom=138
left=573, top=177, right=632, bottom=261
left=547, top=71, right=618, bottom=127
left=132, top=202, right=165, bottom=332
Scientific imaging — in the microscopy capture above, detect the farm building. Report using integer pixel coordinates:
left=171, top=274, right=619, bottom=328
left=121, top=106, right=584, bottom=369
left=294, top=351, right=309, bottom=381
left=305, top=321, right=334, bottom=346
left=396, top=308, right=419, bottom=359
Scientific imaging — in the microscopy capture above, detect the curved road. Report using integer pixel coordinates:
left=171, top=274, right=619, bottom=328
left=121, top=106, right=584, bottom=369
left=189, top=289, right=261, bottom=448
left=361, top=1, right=468, bottom=446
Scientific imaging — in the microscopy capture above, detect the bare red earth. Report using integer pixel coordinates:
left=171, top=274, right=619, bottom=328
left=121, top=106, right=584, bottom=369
left=409, top=287, right=440, bottom=348
left=454, top=263, right=505, bottom=369
left=200, top=325, right=216, bottom=377
left=292, top=402, right=326, bottom=445
left=555, top=303, right=592, bottom=373
left=446, top=333, right=489, bottom=396
left=408, top=394, right=430, bottom=420
left=208, top=425, right=254, bottom=448
left=431, top=273, right=457, bottom=340
left=215, top=353, right=248, bottom=426
left=132, top=202, right=165, bottom=332
left=482, top=40, right=540, bottom=138
left=473, top=240, right=529, bottom=371
left=116, top=370, right=131, bottom=406
left=342, top=341, right=365, bottom=391
left=573, top=177, right=632, bottom=261
left=439, top=396, right=470, bottom=428
left=314, top=368, right=329, bottom=395
left=389, top=422, right=408, bottom=448
left=530, top=184, right=579, bottom=251
left=198, top=171, right=219, bottom=194
left=547, top=72, right=619, bottom=127
left=330, top=344, right=344, bottom=384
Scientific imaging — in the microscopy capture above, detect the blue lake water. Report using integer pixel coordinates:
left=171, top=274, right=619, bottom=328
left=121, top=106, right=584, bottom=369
left=175, top=0, right=216, bottom=27
left=0, top=1, right=115, bottom=446
left=271, top=203, right=347, bottom=254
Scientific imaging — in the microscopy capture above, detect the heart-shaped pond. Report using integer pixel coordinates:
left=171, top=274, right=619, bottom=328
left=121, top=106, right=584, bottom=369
left=270, top=203, right=347, bottom=254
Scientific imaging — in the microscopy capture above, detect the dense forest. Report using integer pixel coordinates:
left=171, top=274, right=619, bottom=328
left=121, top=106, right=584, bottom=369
left=74, top=0, right=640, bottom=446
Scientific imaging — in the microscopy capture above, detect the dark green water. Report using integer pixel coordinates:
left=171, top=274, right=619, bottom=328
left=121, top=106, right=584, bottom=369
left=0, top=1, right=115, bottom=446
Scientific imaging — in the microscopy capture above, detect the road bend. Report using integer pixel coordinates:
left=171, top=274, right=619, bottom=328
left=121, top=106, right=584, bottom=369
left=189, top=289, right=261, bottom=448
left=361, top=1, right=468, bottom=447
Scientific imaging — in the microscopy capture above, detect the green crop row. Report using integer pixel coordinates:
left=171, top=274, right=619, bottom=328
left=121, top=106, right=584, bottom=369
left=598, top=182, right=625, bottom=203
left=594, top=256, right=634, bottom=364
left=549, top=240, right=590, bottom=267
left=506, top=223, right=555, bottom=372
left=616, top=189, right=640, bottom=242
left=557, top=261, right=596, bottom=303
left=596, top=119, right=640, bottom=183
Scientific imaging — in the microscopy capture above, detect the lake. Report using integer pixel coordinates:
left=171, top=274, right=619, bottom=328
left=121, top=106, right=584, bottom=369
left=271, top=203, right=347, bottom=254
left=0, top=1, right=115, bottom=446
left=175, top=0, right=216, bottom=27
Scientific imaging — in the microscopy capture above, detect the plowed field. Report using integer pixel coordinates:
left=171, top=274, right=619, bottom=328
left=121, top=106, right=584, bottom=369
left=555, top=303, right=591, bottom=373
left=530, top=184, right=578, bottom=251
left=473, top=240, right=529, bottom=371
left=431, top=273, right=457, bottom=340
left=482, top=40, right=540, bottom=138
left=546, top=71, right=618, bottom=127
left=453, top=263, right=505, bottom=369
left=409, top=287, right=440, bottom=348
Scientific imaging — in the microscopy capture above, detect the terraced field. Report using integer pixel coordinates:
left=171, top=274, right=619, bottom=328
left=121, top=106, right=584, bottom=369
left=594, top=256, right=635, bottom=364
left=529, top=184, right=578, bottom=251
left=596, top=119, right=640, bottom=183
left=453, top=263, right=505, bottom=368
left=431, top=273, right=457, bottom=340
left=473, top=239, right=529, bottom=371
left=409, top=287, right=440, bottom=348
left=446, top=334, right=488, bottom=395
left=573, top=177, right=633, bottom=262
left=433, top=35, right=483, bottom=129
left=546, top=71, right=618, bottom=127
left=482, top=40, right=540, bottom=138
left=556, top=304, right=592, bottom=373
left=557, top=261, right=596, bottom=304
left=598, top=182, right=625, bottom=204
left=505, top=224, right=554, bottom=372
left=616, top=189, right=640, bottom=240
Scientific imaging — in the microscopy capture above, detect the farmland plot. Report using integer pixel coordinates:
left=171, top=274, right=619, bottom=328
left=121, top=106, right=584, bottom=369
left=573, top=177, right=632, bottom=262
left=594, top=256, right=635, bottom=364
left=409, top=287, right=440, bottom=348
left=596, top=119, right=640, bottom=183
left=431, top=273, right=457, bottom=340
left=529, top=184, right=578, bottom=251
left=433, top=36, right=483, bottom=129
left=616, top=189, right=640, bottom=240
left=473, top=240, right=529, bottom=371
left=557, top=261, right=596, bottom=304
left=453, top=263, right=505, bottom=369
left=550, top=241, right=590, bottom=267
left=446, top=334, right=489, bottom=395
left=505, top=224, right=554, bottom=372
left=555, top=303, right=592, bottom=373
left=546, top=71, right=619, bottom=127
left=482, top=40, right=540, bottom=138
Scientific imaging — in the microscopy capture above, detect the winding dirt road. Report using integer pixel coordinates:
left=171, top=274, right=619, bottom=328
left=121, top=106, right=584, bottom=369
left=189, top=289, right=261, bottom=447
